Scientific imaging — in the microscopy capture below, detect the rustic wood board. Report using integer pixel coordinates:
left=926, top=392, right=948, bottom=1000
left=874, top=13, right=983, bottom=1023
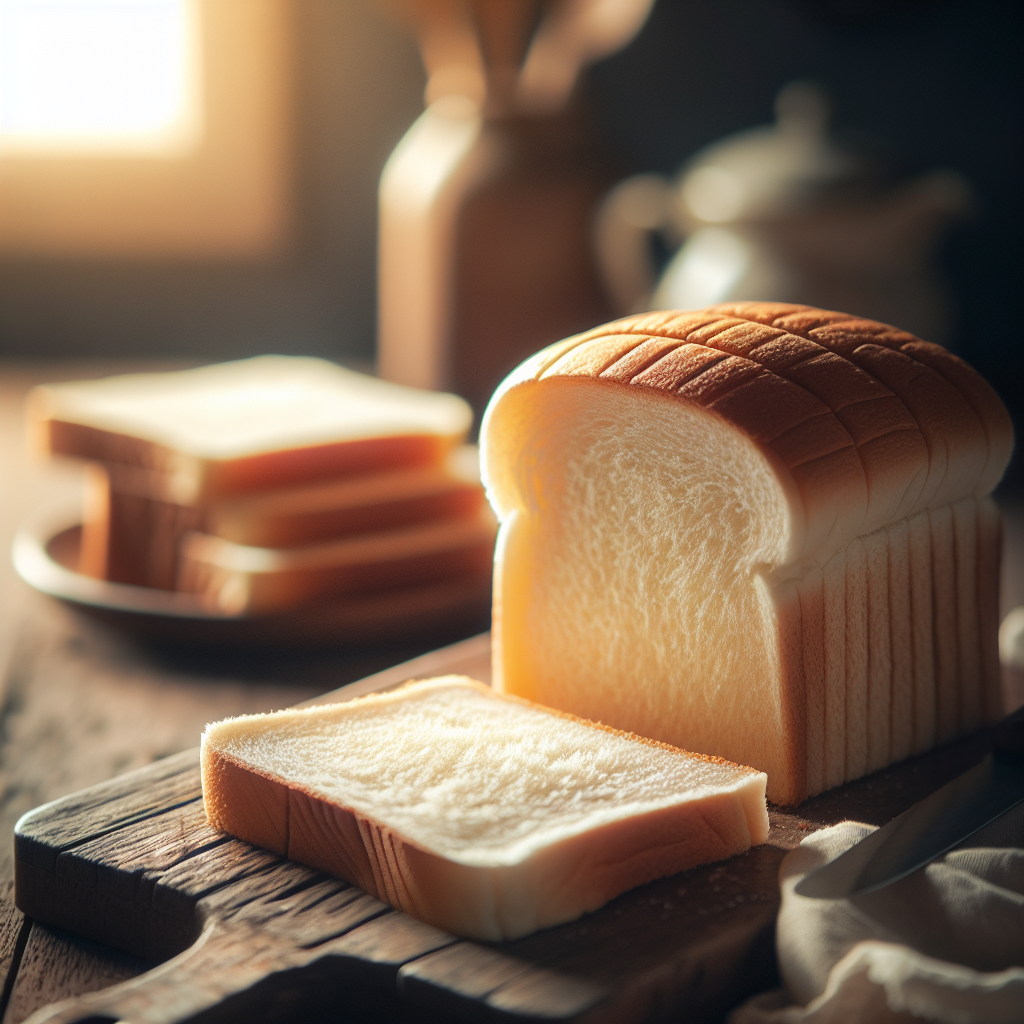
left=11, top=633, right=998, bottom=1024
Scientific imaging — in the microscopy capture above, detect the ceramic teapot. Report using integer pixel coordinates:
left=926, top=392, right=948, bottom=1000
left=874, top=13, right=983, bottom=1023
left=596, top=82, right=972, bottom=346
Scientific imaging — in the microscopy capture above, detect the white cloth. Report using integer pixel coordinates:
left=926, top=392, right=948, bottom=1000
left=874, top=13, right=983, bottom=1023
left=729, top=808, right=1024, bottom=1024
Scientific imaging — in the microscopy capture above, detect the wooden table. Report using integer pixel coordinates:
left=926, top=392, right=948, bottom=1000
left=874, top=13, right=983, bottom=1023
left=0, top=362, right=1020, bottom=1023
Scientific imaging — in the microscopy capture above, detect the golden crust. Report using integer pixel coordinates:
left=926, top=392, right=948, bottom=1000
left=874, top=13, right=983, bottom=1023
left=525, top=303, right=1012, bottom=561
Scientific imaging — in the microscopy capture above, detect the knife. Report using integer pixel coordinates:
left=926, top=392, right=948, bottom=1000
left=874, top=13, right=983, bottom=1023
left=795, top=705, right=1024, bottom=899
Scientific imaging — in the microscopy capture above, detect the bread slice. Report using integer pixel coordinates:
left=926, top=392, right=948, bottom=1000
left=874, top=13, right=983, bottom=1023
left=480, top=303, right=1013, bottom=804
left=204, top=444, right=485, bottom=548
left=201, top=676, right=769, bottom=940
left=79, top=446, right=486, bottom=590
left=28, top=356, right=472, bottom=503
left=178, top=506, right=497, bottom=614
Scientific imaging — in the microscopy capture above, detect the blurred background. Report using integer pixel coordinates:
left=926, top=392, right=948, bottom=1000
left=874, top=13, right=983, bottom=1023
left=0, top=8, right=1021, bottom=1018
left=0, top=0, right=1020, bottom=471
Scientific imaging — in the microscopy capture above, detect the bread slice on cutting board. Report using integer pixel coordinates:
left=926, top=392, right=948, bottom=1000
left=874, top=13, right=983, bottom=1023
left=480, top=302, right=1013, bottom=804
left=201, top=676, right=769, bottom=940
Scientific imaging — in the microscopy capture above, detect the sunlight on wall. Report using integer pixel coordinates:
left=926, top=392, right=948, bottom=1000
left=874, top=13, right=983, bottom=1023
left=0, top=0, right=291, bottom=257
left=0, top=0, right=203, bottom=155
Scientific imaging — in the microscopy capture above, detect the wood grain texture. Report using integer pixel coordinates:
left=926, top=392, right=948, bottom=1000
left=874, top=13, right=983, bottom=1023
left=4, top=924, right=150, bottom=1024
left=15, top=750, right=782, bottom=1023
left=0, top=621, right=481, bottom=1024
left=1, top=632, right=491, bottom=1024
left=12, top=635, right=1008, bottom=1024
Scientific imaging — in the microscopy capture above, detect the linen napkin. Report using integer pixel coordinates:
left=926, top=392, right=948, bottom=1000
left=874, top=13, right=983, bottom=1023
left=729, top=807, right=1024, bottom=1024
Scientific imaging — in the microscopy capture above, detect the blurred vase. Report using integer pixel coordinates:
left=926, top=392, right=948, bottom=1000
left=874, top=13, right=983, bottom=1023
left=377, top=0, right=653, bottom=416
left=378, top=95, right=612, bottom=417
left=596, top=82, right=973, bottom=346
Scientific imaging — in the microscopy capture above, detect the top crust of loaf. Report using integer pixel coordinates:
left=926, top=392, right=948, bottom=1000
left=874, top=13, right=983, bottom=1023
left=483, top=303, right=1013, bottom=566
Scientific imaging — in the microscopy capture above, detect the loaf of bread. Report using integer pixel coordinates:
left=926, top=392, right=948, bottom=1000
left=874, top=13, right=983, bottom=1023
left=480, top=302, right=1013, bottom=804
left=179, top=505, right=497, bottom=614
left=201, top=676, right=769, bottom=940
left=29, top=356, right=473, bottom=503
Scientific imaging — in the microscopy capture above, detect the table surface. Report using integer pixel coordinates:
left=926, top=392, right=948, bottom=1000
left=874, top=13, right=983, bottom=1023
left=0, top=361, right=1021, bottom=1024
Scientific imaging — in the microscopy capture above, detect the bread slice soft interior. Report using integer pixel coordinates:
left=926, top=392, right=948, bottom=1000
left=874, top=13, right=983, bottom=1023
left=201, top=676, right=769, bottom=940
left=480, top=303, right=1013, bottom=804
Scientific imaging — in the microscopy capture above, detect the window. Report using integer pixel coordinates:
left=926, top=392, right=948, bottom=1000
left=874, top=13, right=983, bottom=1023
left=0, top=0, right=201, bottom=155
left=0, top=0, right=293, bottom=257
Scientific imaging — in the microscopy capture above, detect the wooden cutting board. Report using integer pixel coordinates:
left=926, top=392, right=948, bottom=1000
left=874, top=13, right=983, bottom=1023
left=13, top=634, right=996, bottom=1024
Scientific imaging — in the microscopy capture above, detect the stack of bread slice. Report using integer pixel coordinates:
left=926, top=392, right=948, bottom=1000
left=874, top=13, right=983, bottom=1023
left=480, top=303, right=1013, bottom=804
left=201, top=676, right=770, bottom=940
left=29, top=356, right=496, bottom=617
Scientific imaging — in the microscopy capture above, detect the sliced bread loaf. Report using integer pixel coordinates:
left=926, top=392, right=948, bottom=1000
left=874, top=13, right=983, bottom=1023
left=480, top=303, right=1013, bottom=803
left=201, top=676, right=769, bottom=940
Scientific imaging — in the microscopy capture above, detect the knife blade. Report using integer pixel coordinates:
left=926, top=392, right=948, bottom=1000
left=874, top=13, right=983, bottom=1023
left=795, top=706, right=1024, bottom=900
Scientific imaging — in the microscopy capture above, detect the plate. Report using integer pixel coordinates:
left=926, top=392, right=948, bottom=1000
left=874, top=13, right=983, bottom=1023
left=12, top=508, right=492, bottom=648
